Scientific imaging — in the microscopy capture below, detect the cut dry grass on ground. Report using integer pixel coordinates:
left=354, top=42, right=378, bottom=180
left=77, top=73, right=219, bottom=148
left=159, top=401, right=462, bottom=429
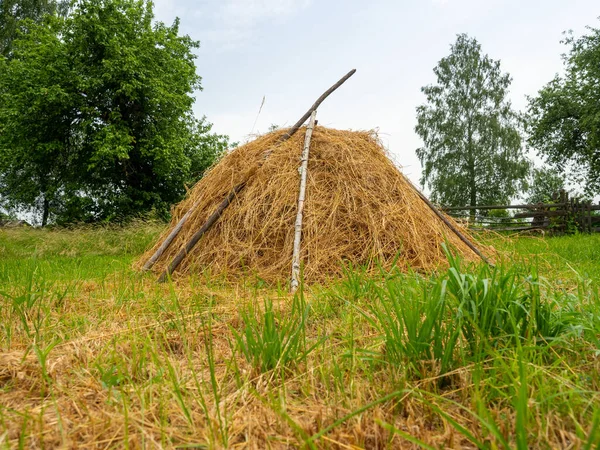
left=1, top=225, right=599, bottom=449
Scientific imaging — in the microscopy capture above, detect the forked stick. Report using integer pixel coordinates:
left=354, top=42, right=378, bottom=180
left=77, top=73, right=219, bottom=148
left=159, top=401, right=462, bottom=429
left=158, top=69, right=357, bottom=282
left=279, top=69, right=355, bottom=141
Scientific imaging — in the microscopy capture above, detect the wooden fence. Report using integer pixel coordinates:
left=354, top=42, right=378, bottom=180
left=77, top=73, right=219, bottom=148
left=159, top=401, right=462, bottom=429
left=442, top=192, right=600, bottom=233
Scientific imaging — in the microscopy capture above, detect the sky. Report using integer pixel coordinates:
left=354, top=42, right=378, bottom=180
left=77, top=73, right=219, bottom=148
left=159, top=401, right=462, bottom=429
left=151, top=0, right=599, bottom=186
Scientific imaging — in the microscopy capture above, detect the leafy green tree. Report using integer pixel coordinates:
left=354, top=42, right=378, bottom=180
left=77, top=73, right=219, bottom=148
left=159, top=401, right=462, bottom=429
left=0, top=0, right=68, bottom=56
left=0, top=16, right=73, bottom=226
left=526, top=167, right=566, bottom=204
left=527, top=24, right=600, bottom=195
left=415, top=34, right=530, bottom=214
left=0, top=0, right=228, bottom=225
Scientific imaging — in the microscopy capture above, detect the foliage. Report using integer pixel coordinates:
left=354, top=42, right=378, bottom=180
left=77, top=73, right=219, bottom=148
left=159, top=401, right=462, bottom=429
left=527, top=23, right=600, bottom=195
left=0, top=208, right=16, bottom=221
left=0, top=0, right=68, bottom=57
left=487, top=208, right=509, bottom=218
left=0, top=16, right=73, bottom=226
left=0, top=0, right=229, bottom=225
left=415, top=34, right=530, bottom=209
left=526, top=167, right=566, bottom=204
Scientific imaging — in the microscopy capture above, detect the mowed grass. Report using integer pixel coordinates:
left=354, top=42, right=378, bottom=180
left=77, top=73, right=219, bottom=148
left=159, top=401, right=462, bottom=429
left=0, top=225, right=599, bottom=449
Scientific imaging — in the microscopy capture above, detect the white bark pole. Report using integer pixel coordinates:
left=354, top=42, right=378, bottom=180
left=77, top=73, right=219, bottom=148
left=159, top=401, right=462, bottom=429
left=290, top=110, right=317, bottom=293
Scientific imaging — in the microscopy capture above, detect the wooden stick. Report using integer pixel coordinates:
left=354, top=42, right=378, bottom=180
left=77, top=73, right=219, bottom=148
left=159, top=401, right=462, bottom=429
left=157, top=182, right=246, bottom=283
left=407, top=180, right=494, bottom=267
left=442, top=202, right=566, bottom=211
left=290, top=111, right=317, bottom=293
left=142, top=198, right=201, bottom=271
left=158, top=69, right=357, bottom=282
left=279, top=69, right=355, bottom=142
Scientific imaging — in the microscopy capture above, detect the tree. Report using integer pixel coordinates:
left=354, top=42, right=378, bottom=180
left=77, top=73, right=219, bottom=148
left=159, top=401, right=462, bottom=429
left=0, top=0, right=229, bottom=225
left=415, top=34, right=530, bottom=215
left=526, top=167, right=566, bottom=204
left=527, top=24, right=600, bottom=195
left=0, top=0, right=68, bottom=57
left=0, top=16, right=73, bottom=226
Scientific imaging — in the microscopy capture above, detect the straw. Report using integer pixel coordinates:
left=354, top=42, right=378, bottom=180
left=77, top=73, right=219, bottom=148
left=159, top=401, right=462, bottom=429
left=137, top=127, right=485, bottom=283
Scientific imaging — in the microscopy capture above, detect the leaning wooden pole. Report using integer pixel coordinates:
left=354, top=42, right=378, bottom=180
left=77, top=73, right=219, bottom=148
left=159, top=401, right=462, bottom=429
left=290, top=110, right=317, bottom=293
left=142, top=198, right=202, bottom=271
left=407, top=180, right=493, bottom=267
left=279, top=69, right=355, bottom=142
left=157, top=184, right=246, bottom=282
left=158, top=69, right=357, bottom=282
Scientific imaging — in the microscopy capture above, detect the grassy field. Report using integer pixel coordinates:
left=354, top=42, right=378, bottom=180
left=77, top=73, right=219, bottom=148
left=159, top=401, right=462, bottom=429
left=0, top=225, right=599, bottom=449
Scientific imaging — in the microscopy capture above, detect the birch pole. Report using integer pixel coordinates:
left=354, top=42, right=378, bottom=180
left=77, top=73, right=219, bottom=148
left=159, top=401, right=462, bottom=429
left=290, top=111, right=317, bottom=293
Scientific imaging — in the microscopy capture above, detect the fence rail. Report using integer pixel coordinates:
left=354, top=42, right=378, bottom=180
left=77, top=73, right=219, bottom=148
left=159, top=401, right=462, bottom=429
left=441, top=192, right=600, bottom=233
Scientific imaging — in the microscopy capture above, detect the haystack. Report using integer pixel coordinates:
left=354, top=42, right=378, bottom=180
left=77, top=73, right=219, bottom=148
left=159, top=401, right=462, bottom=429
left=138, top=125, right=484, bottom=284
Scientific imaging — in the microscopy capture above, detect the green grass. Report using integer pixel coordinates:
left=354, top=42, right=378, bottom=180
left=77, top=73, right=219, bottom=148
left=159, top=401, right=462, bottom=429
left=0, top=223, right=159, bottom=282
left=487, top=231, right=600, bottom=281
left=231, top=294, right=320, bottom=375
left=0, top=225, right=599, bottom=448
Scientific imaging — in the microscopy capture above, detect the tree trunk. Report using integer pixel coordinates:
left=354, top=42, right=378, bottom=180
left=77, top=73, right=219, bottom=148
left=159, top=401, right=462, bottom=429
left=469, top=159, right=476, bottom=222
left=41, top=195, right=50, bottom=227
left=467, top=123, right=476, bottom=223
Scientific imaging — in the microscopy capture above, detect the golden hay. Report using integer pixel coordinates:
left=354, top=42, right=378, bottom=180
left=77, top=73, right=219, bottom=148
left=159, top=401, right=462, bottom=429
left=138, top=127, right=482, bottom=282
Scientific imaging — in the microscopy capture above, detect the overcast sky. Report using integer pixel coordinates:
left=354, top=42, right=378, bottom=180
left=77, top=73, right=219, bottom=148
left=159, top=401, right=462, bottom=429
left=152, top=0, right=598, bottom=185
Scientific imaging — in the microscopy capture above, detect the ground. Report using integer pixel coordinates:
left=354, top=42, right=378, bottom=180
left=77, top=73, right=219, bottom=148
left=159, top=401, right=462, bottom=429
left=0, top=224, right=599, bottom=449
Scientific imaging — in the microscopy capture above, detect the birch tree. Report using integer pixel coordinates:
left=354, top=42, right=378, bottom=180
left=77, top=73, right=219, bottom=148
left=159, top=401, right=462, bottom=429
left=415, top=34, right=530, bottom=213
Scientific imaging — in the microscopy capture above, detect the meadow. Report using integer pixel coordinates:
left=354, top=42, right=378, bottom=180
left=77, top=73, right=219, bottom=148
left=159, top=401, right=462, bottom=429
left=0, top=224, right=599, bottom=449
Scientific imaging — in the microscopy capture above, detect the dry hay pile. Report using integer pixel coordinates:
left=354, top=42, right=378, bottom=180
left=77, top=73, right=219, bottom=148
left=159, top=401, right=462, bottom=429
left=138, top=127, right=481, bottom=283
